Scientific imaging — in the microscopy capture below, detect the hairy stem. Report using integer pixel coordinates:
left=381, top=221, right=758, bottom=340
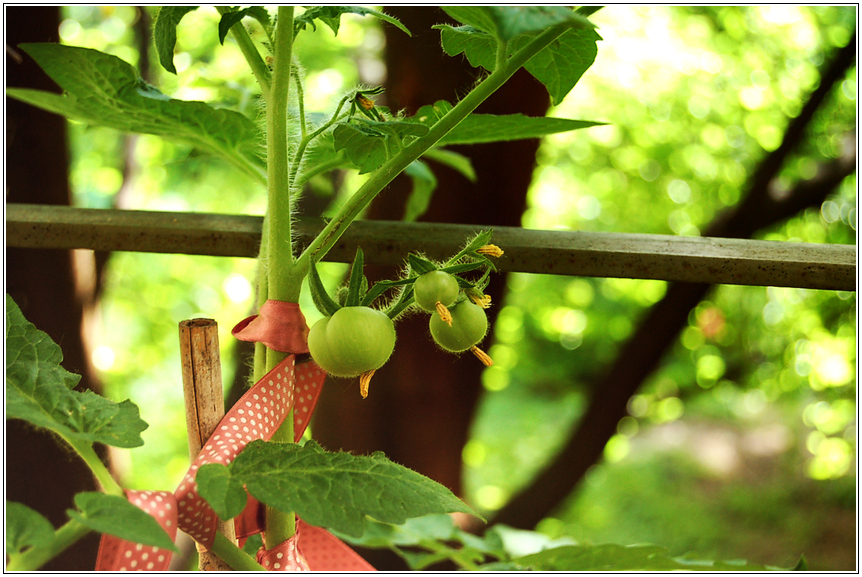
left=64, top=437, right=124, bottom=497
left=262, top=6, right=298, bottom=550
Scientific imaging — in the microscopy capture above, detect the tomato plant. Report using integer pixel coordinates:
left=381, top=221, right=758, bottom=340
left=307, top=307, right=396, bottom=378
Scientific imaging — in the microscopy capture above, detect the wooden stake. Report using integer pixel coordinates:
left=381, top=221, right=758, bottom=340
left=179, top=318, right=237, bottom=571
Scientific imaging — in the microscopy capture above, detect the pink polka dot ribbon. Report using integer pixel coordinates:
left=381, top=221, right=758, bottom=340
left=95, top=301, right=375, bottom=571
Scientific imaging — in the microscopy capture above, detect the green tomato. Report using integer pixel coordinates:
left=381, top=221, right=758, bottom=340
left=414, top=271, right=460, bottom=313
left=308, top=306, right=396, bottom=377
left=429, top=299, right=488, bottom=353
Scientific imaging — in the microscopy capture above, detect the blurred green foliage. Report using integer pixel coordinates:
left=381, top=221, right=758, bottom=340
left=56, top=5, right=854, bottom=569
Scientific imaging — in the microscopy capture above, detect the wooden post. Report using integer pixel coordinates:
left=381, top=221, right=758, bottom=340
left=179, top=318, right=237, bottom=571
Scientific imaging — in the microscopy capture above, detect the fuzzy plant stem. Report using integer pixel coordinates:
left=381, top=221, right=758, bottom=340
left=261, top=6, right=299, bottom=550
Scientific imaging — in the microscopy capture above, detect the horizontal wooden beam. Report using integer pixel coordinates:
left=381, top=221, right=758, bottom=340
left=6, top=204, right=856, bottom=291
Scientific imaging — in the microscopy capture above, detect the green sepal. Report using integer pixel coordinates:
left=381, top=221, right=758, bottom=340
left=362, top=278, right=414, bottom=309
left=153, top=6, right=199, bottom=74
left=446, top=230, right=495, bottom=265
left=407, top=254, right=438, bottom=276
left=308, top=260, right=341, bottom=317
left=345, top=248, right=367, bottom=307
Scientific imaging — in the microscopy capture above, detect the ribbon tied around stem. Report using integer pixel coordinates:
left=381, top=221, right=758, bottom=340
left=96, top=300, right=374, bottom=571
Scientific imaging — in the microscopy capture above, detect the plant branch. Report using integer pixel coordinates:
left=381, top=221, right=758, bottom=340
left=215, top=6, right=271, bottom=96
left=64, top=437, right=125, bottom=497
left=210, top=532, right=266, bottom=571
left=295, top=23, right=574, bottom=276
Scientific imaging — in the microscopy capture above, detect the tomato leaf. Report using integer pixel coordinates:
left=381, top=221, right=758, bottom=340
left=67, top=493, right=178, bottom=553
left=308, top=260, right=341, bottom=317
left=218, top=7, right=272, bottom=45
left=295, top=6, right=410, bottom=37
left=6, top=502, right=55, bottom=557
left=436, top=19, right=601, bottom=105
left=333, top=120, right=429, bottom=174
left=153, top=6, right=199, bottom=74
left=403, top=160, right=438, bottom=222
left=442, top=6, right=594, bottom=43
left=7, top=44, right=264, bottom=179
left=422, top=148, right=477, bottom=182
left=195, top=464, right=248, bottom=522
left=196, top=440, right=480, bottom=537
left=5, top=295, right=148, bottom=448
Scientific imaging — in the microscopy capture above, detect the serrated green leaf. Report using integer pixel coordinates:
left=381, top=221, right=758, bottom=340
left=195, top=463, right=248, bottom=521
left=153, top=6, right=199, bottom=74
left=205, top=440, right=479, bottom=538
left=7, top=44, right=264, bottom=179
left=296, top=6, right=410, bottom=37
left=443, top=6, right=592, bottom=42
left=218, top=7, right=272, bottom=45
left=333, top=120, right=429, bottom=174
left=308, top=260, right=341, bottom=317
left=6, top=294, right=148, bottom=448
left=437, top=23, right=601, bottom=105
left=67, top=492, right=178, bottom=553
left=403, top=160, right=437, bottom=222
left=6, top=501, right=55, bottom=556
left=513, top=543, right=791, bottom=571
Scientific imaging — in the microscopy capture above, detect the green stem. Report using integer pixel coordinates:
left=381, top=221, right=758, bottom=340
left=6, top=519, right=91, bottom=571
left=215, top=6, right=271, bottom=96
left=262, top=6, right=298, bottom=551
left=210, top=532, right=266, bottom=571
left=64, top=437, right=125, bottom=497
left=295, top=23, right=572, bottom=274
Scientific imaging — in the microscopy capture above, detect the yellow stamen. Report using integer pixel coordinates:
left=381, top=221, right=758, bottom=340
left=436, top=302, right=453, bottom=326
left=359, top=370, right=375, bottom=398
left=477, top=244, right=504, bottom=258
left=470, top=346, right=493, bottom=367
left=356, top=94, right=375, bottom=111
left=469, top=293, right=492, bottom=309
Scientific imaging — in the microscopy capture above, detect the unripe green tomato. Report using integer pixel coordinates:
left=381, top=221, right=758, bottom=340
left=429, top=299, right=488, bottom=353
left=414, top=271, right=460, bottom=312
left=308, top=306, right=396, bottom=377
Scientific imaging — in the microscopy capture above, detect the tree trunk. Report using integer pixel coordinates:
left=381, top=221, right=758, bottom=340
left=6, top=6, right=104, bottom=571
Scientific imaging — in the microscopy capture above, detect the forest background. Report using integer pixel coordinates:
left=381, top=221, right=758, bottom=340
left=6, top=5, right=857, bottom=571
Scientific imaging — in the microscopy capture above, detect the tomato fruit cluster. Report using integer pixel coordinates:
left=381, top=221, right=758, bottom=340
left=307, top=306, right=396, bottom=378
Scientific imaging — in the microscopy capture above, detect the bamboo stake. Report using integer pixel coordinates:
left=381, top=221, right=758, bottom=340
left=179, top=318, right=237, bottom=571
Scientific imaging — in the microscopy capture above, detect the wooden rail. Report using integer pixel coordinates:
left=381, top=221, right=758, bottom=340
left=6, top=204, right=857, bottom=291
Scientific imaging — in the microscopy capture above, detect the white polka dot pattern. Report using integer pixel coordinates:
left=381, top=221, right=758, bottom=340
left=257, top=531, right=311, bottom=571
left=96, top=356, right=327, bottom=570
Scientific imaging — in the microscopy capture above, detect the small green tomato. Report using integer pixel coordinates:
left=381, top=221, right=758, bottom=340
left=429, top=299, right=488, bottom=353
left=307, top=306, right=396, bottom=380
left=413, top=271, right=460, bottom=313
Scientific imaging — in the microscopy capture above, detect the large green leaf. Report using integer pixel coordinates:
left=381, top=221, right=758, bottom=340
left=438, top=23, right=601, bottom=105
left=442, top=6, right=593, bottom=42
left=423, top=110, right=602, bottom=146
left=6, top=502, right=55, bottom=557
left=5, top=294, right=148, bottom=448
left=67, top=493, right=178, bottom=552
left=196, top=440, right=479, bottom=538
left=6, top=43, right=264, bottom=179
left=512, top=543, right=794, bottom=571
